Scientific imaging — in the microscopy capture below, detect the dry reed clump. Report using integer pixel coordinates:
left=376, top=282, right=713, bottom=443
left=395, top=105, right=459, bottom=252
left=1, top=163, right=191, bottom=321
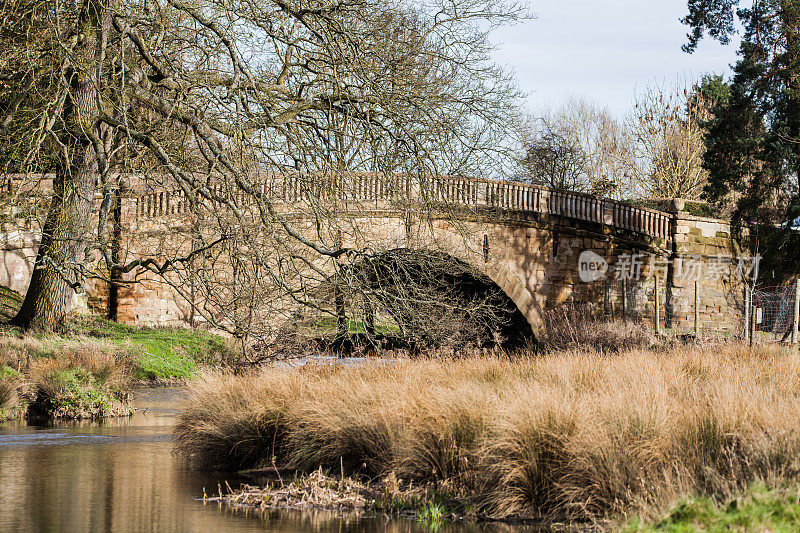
left=540, top=304, right=654, bottom=351
left=175, top=345, right=800, bottom=523
left=23, top=341, right=135, bottom=419
left=0, top=333, right=48, bottom=369
left=0, top=334, right=136, bottom=420
left=0, top=366, right=30, bottom=420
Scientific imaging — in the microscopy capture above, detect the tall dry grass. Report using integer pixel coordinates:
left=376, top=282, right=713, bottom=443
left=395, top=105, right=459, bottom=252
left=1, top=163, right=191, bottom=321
left=0, top=334, right=135, bottom=419
left=539, top=304, right=654, bottom=351
left=174, top=345, right=800, bottom=522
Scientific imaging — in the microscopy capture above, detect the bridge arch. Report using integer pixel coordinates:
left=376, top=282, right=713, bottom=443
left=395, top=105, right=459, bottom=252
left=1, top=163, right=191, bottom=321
left=419, top=222, right=543, bottom=337
left=349, top=247, right=535, bottom=347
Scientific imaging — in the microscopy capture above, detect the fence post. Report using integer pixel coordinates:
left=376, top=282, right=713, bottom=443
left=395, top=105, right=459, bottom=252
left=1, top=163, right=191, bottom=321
left=744, top=286, right=751, bottom=344
left=622, top=278, right=628, bottom=320
left=654, top=276, right=661, bottom=335
left=749, top=288, right=757, bottom=347
left=694, top=280, right=700, bottom=339
left=792, top=279, right=800, bottom=346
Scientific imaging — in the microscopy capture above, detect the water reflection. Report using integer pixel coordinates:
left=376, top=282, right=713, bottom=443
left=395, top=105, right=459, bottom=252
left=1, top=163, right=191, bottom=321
left=0, top=388, right=534, bottom=532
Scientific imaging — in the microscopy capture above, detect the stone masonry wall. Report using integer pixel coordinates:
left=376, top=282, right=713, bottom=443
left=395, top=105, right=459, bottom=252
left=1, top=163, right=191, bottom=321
left=0, top=193, right=746, bottom=338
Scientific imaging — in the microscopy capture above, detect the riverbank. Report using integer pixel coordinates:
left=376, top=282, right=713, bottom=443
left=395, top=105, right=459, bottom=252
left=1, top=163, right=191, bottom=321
left=0, top=317, right=233, bottom=420
left=205, top=472, right=800, bottom=530
left=174, top=344, right=800, bottom=527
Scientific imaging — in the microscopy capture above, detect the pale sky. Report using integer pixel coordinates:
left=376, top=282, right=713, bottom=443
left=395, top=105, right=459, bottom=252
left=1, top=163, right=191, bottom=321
left=491, top=0, right=741, bottom=117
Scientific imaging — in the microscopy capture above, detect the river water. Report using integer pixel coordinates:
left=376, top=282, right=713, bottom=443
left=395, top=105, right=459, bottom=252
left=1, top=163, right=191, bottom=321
left=0, top=388, right=533, bottom=532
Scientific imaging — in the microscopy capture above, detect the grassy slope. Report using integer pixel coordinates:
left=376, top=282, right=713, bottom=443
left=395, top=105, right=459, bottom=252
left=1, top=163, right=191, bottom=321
left=0, top=284, right=229, bottom=380
left=624, top=486, right=800, bottom=532
left=0, top=316, right=231, bottom=419
left=0, top=286, right=23, bottom=321
left=78, top=318, right=229, bottom=380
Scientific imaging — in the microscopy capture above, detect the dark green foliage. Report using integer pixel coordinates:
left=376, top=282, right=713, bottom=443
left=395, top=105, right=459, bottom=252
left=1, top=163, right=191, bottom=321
left=682, top=0, right=738, bottom=53
left=693, top=74, right=731, bottom=108
left=683, top=1, right=800, bottom=279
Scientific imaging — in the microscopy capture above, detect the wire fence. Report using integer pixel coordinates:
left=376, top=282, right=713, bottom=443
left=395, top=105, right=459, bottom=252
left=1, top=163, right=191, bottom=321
left=750, top=286, right=799, bottom=344
left=600, top=278, right=800, bottom=345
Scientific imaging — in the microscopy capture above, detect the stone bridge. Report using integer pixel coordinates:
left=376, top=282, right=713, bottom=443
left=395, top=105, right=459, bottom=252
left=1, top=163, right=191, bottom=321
left=0, top=174, right=745, bottom=337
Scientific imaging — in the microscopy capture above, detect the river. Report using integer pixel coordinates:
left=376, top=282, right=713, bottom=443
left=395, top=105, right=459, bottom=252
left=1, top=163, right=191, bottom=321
left=0, top=387, right=534, bottom=532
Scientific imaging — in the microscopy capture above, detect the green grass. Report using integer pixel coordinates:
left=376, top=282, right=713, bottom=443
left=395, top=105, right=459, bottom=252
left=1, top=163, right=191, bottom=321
left=623, top=485, right=800, bottom=532
left=415, top=500, right=446, bottom=523
left=0, top=365, right=22, bottom=380
left=39, top=367, right=122, bottom=418
left=0, top=316, right=232, bottom=381
left=312, top=316, right=400, bottom=336
left=75, top=317, right=231, bottom=380
left=0, top=284, right=232, bottom=381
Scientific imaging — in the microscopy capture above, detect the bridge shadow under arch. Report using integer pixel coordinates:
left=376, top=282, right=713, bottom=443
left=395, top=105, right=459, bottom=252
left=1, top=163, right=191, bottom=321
left=351, top=248, right=535, bottom=349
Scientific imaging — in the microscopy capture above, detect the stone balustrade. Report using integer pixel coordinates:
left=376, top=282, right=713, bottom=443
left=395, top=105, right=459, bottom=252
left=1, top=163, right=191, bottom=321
left=135, top=174, right=674, bottom=243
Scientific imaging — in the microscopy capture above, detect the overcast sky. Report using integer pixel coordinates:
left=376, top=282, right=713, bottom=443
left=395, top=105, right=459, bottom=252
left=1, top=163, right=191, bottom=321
left=491, top=0, right=741, bottom=117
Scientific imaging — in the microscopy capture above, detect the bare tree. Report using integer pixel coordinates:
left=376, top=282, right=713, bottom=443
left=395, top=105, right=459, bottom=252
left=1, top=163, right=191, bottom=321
left=519, top=97, right=624, bottom=196
left=620, top=84, right=712, bottom=200
left=0, top=0, right=525, bottom=335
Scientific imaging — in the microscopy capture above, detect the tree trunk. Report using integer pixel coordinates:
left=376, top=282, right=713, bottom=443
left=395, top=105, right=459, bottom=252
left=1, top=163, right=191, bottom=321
left=107, top=190, right=122, bottom=321
left=11, top=150, right=97, bottom=332
left=10, top=2, right=108, bottom=332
